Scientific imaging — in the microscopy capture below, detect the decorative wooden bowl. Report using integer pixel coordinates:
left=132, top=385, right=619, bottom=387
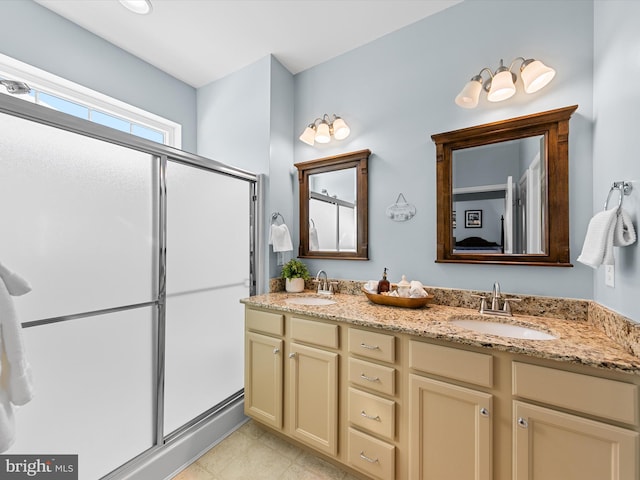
left=362, top=288, right=434, bottom=309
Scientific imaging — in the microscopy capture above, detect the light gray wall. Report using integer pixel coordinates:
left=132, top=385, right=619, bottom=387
left=197, top=56, right=271, bottom=173
left=0, top=0, right=197, bottom=152
left=268, top=56, right=296, bottom=280
left=197, top=54, right=295, bottom=286
left=293, top=0, right=594, bottom=299
left=593, top=0, right=640, bottom=321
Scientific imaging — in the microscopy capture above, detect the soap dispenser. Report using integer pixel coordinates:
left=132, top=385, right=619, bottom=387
left=377, top=267, right=390, bottom=294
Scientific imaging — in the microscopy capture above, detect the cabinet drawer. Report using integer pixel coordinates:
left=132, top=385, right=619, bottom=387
left=348, top=387, right=395, bottom=441
left=513, top=362, right=639, bottom=425
left=349, top=358, right=395, bottom=396
left=245, top=309, right=283, bottom=336
left=290, top=317, right=339, bottom=349
left=348, top=427, right=395, bottom=480
left=349, top=328, right=395, bottom=363
left=409, top=341, right=493, bottom=388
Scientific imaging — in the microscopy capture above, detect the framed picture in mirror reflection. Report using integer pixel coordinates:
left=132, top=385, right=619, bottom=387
left=465, top=209, right=482, bottom=228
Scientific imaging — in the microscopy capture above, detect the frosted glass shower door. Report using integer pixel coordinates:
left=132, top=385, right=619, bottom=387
left=0, top=111, right=157, bottom=322
left=0, top=110, right=157, bottom=479
left=163, top=160, right=250, bottom=436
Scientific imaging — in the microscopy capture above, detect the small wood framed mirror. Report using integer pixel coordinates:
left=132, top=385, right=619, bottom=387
left=295, top=149, right=370, bottom=260
left=432, top=105, right=577, bottom=266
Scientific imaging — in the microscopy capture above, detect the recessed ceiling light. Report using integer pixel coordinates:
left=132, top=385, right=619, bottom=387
left=119, top=0, right=153, bottom=15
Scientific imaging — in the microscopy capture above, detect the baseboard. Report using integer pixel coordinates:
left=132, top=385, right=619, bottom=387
left=106, top=397, right=247, bottom=480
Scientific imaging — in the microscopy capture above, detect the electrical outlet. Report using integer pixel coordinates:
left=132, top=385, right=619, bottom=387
left=605, top=265, right=615, bottom=288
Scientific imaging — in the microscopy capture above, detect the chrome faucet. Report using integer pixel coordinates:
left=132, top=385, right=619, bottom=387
left=491, top=282, right=501, bottom=310
left=472, top=281, right=521, bottom=317
left=314, top=270, right=334, bottom=295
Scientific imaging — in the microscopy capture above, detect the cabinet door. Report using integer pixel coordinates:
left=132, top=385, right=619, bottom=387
left=409, top=374, right=492, bottom=480
left=288, top=342, right=338, bottom=455
left=513, top=401, right=639, bottom=480
left=244, top=332, right=283, bottom=429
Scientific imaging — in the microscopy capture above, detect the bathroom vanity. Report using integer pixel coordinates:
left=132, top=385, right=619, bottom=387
left=241, top=291, right=640, bottom=480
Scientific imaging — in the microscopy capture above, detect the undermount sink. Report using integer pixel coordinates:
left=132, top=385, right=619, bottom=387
left=285, top=297, right=337, bottom=306
left=450, top=319, right=557, bottom=341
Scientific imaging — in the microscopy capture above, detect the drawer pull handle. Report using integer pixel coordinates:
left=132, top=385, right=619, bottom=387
left=273, top=348, right=280, bottom=354
left=289, top=353, right=296, bottom=359
left=518, top=417, right=529, bottom=429
left=360, top=373, right=380, bottom=383
left=359, top=451, right=379, bottom=464
left=479, top=407, right=489, bottom=417
left=360, top=342, right=380, bottom=350
left=361, top=410, right=381, bottom=422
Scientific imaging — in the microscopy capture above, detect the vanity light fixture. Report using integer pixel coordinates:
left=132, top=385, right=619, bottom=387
left=455, top=57, right=556, bottom=109
left=299, top=114, right=350, bottom=146
left=119, top=0, right=153, bottom=15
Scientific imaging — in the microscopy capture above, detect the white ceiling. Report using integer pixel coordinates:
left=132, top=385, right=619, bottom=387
left=34, top=0, right=461, bottom=88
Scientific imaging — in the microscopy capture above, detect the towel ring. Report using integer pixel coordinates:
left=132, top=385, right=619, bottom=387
left=604, top=181, right=633, bottom=211
left=271, top=212, right=285, bottom=225
left=309, top=218, right=316, bottom=228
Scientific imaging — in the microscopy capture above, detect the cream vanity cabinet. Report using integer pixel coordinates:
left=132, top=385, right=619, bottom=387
left=512, top=362, right=639, bottom=480
left=244, top=309, right=284, bottom=429
left=408, top=340, right=494, bottom=480
left=244, top=308, right=339, bottom=456
left=288, top=317, right=339, bottom=455
left=245, top=304, right=640, bottom=480
left=346, top=328, right=398, bottom=480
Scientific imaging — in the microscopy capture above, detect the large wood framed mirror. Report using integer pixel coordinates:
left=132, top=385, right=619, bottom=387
left=295, top=149, right=370, bottom=260
left=432, top=105, right=577, bottom=266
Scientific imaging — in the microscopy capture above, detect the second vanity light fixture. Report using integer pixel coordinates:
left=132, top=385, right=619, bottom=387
left=299, top=114, right=350, bottom=146
left=455, top=57, right=556, bottom=109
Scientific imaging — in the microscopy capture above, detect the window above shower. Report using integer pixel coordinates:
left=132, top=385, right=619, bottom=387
left=0, top=52, right=181, bottom=147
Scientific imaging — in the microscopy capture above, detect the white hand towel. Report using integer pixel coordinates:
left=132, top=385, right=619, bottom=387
left=270, top=224, right=293, bottom=252
left=409, top=280, right=428, bottom=298
left=0, top=262, right=34, bottom=453
left=309, top=225, right=320, bottom=251
left=613, top=208, right=637, bottom=247
left=577, top=209, right=618, bottom=268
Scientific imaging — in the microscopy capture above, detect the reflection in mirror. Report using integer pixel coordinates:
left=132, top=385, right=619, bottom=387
left=452, top=135, right=545, bottom=255
left=432, top=105, right=577, bottom=266
left=309, top=168, right=357, bottom=252
left=296, top=149, right=369, bottom=260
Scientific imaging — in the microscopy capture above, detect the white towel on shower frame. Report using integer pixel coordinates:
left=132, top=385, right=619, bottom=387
left=0, top=261, right=34, bottom=453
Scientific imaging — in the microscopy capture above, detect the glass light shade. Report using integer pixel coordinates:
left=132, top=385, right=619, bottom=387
left=487, top=70, right=516, bottom=102
left=299, top=126, right=316, bottom=146
left=332, top=117, right=350, bottom=140
left=119, top=0, right=153, bottom=14
left=455, top=79, right=482, bottom=109
left=315, top=122, right=331, bottom=143
left=521, top=60, right=556, bottom=93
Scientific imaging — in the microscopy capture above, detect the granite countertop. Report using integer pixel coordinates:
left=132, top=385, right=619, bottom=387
left=241, top=291, right=640, bottom=375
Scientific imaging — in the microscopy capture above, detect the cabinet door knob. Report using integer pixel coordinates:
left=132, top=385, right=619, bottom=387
left=517, top=417, right=529, bottom=429
left=480, top=407, right=489, bottom=417
left=273, top=348, right=280, bottom=354
left=288, top=352, right=296, bottom=359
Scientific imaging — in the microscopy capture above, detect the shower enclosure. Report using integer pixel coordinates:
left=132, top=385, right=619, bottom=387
left=0, top=93, right=260, bottom=479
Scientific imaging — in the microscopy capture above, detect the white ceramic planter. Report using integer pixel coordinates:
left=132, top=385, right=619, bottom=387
left=285, top=278, right=305, bottom=293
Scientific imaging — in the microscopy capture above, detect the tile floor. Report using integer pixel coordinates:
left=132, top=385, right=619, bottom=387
left=171, top=420, right=363, bottom=480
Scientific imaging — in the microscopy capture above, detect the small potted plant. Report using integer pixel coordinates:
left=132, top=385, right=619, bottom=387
left=281, top=259, right=310, bottom=293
